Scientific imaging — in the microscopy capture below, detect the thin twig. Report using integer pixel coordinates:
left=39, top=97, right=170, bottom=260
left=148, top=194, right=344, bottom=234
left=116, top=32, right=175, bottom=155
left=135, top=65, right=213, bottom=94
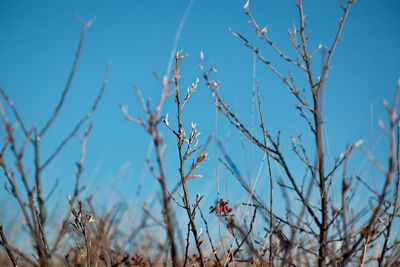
left=39, top=16, right=97, bottom=138
left=0, top=225, right=18, bottom=267
left=41, top=62, right=111, bottom=170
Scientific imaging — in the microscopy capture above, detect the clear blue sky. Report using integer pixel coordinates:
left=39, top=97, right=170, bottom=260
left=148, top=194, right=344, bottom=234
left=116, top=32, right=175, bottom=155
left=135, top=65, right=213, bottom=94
left=0, top=0, right=399, bottom=238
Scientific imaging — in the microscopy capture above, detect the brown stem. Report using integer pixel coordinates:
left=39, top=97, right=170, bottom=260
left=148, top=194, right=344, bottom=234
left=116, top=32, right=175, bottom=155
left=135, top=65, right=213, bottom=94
left=153, top=131, right=179, bottom=267
left=173, top=54, right=205, bottom=267
left=0, top=225, right=18, bottom=267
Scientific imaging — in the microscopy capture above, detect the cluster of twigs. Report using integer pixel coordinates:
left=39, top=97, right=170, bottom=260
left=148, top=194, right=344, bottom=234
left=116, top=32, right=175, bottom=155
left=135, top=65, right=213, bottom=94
left=1, top=1, right=399, bottom=266
left=121, top=50, right=208, bottom=266
left=0, top=16, right=111, bottom=267
left=198, top=0, right=400, bottom=266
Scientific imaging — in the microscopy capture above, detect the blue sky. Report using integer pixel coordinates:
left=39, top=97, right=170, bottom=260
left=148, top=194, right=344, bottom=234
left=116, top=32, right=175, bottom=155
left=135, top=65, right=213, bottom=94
left=0, top=0, right=399, bottom=241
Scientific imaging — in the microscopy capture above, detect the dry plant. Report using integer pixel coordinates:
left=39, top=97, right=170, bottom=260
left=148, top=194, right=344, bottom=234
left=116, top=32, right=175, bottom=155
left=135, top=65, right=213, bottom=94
left=199, top=0, right=400, bottom=266
left=0, top=16, right=111, bottom=266
left=1, top=1, right=399, bottom=267
left=121, top=50, right=208, bottom=266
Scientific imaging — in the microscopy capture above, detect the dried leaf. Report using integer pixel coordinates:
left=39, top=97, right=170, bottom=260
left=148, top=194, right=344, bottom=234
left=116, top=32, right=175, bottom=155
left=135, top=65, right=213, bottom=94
left=197, top=152, right=207, bottom=162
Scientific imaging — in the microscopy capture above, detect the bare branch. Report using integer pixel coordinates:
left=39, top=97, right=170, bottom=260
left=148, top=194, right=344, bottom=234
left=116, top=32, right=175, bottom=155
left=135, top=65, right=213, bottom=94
left=39, top=17, right=97, bottom=138
left=41, top=61, right=111, bottom=170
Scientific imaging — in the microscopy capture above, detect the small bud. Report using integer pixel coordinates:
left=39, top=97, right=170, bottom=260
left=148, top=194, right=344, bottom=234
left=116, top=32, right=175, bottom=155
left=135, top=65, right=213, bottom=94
left=175, top=49, right=188, bottom=60
left=198, top=227, right=203, bottom=239
left=243, top=0, right=250, bottom=10
left=378, top=119, right=385, bottom=130
left=164, top=114, right=170, bottom=127
left=382, top=99, right=389, bottom=109
left=181, top=128, right=186, bottom=139
left=353, top=139, right=364, bottom=148
left=87, top=213, right=95, bottom=223
left=260, top=26, right=267, bottom=34
left=210, top=81, right=219, bottom=87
